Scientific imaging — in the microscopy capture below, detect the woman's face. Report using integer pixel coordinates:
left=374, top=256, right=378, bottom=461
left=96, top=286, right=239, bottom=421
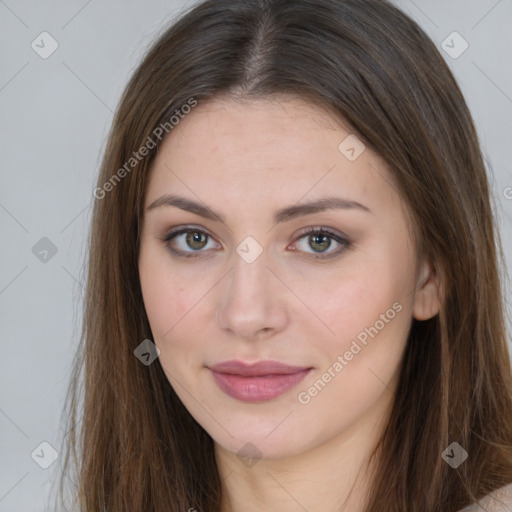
left=138, top=97, right=438, bottom=459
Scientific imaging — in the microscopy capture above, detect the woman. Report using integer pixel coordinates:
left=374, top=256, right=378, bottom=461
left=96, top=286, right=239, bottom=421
left=56, top=0, right=512, bottom=510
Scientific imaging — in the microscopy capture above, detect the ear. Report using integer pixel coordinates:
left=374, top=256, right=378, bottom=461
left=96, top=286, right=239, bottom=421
left=413, top=259, right=442, bottom=321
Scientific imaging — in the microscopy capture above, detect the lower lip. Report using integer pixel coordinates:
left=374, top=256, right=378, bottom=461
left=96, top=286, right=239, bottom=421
left=209, top=368, right=311, bottom=402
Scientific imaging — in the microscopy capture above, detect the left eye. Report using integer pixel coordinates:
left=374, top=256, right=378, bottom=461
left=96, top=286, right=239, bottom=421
left=291, top=227, right=350, bottom=258
left=162, top=227, right=350, bottom=259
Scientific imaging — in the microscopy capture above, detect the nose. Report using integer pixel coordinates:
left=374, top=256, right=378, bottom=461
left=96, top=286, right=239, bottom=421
left=215, top=247, right=290, bottom=341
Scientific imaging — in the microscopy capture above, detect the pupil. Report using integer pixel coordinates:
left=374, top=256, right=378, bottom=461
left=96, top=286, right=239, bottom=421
left=187, top=232, right=206, bottom=249
left=311, top=233, right=330, bottom=252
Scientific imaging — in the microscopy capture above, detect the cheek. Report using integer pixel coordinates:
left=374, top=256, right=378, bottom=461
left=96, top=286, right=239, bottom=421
left=309, top=287, right=407, bottom=377
left=295, top=277, right=412, bottom=432
left=295, top=268, right=406, bottom=345
left=139, top=244, right=197, bottom=332
left=138, top=250, right=218, bottom=382
left=139, top=250, right=191, bottom=347
left=296, top=237, right=416, bottom=369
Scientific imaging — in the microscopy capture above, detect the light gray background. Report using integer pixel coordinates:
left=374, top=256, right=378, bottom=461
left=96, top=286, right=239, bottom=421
left=1, top=1, right=511, bottom=510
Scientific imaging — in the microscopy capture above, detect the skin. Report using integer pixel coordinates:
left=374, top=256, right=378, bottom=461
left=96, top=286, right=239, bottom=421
left=138, top=96, right=441, bottom=512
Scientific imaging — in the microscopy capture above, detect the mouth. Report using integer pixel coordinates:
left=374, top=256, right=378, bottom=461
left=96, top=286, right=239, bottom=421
left=207, top=360, right=313, bottom=402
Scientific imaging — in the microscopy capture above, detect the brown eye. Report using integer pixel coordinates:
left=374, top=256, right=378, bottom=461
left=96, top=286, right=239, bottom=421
left=162, top=226, right=350, bottom=260
left=293, top=227, right=351, bottom=259
left=164, top=228, right=219, bottom=257
left=308, top=232, right=332, bottom=253
left=185, top=231, right=208, bottom=250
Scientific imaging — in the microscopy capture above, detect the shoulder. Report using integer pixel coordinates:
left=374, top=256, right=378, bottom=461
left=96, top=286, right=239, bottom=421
left=459, top=482, right=512, bottom=512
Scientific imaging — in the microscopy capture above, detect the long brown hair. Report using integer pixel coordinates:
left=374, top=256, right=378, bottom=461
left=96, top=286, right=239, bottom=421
left=54, top=0, right=512, bottom=510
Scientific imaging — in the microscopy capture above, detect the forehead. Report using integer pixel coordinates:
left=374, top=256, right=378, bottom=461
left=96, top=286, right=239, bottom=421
left=145, top=96, right=402, bottom=220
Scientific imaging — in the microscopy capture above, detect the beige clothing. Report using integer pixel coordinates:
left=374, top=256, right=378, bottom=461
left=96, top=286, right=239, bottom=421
left=459, top=483, right=512, bottom=511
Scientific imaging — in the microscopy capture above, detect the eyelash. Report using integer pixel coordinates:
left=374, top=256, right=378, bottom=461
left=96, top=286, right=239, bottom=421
left=160, top=226, right=351, bottom=260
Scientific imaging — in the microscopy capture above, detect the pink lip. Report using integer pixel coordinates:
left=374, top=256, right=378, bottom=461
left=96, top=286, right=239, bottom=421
left=208, top=360, right=312, bottom=402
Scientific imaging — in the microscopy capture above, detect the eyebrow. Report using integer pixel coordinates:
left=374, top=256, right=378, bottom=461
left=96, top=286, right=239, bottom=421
left=146, top=194, right=372, bottom=224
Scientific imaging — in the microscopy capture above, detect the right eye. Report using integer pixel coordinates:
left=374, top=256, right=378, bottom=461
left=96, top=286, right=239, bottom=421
left=163, top=227, right=221, bottom=257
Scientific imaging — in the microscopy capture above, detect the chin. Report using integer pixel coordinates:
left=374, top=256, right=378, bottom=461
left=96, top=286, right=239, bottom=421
left=216, top=434, right=303, bottom=461
left=206, top=410, right=314, bottom=461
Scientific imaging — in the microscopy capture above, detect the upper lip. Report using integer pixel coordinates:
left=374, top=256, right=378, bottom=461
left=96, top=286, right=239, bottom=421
left=208, top=360, right=312, bottom=377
